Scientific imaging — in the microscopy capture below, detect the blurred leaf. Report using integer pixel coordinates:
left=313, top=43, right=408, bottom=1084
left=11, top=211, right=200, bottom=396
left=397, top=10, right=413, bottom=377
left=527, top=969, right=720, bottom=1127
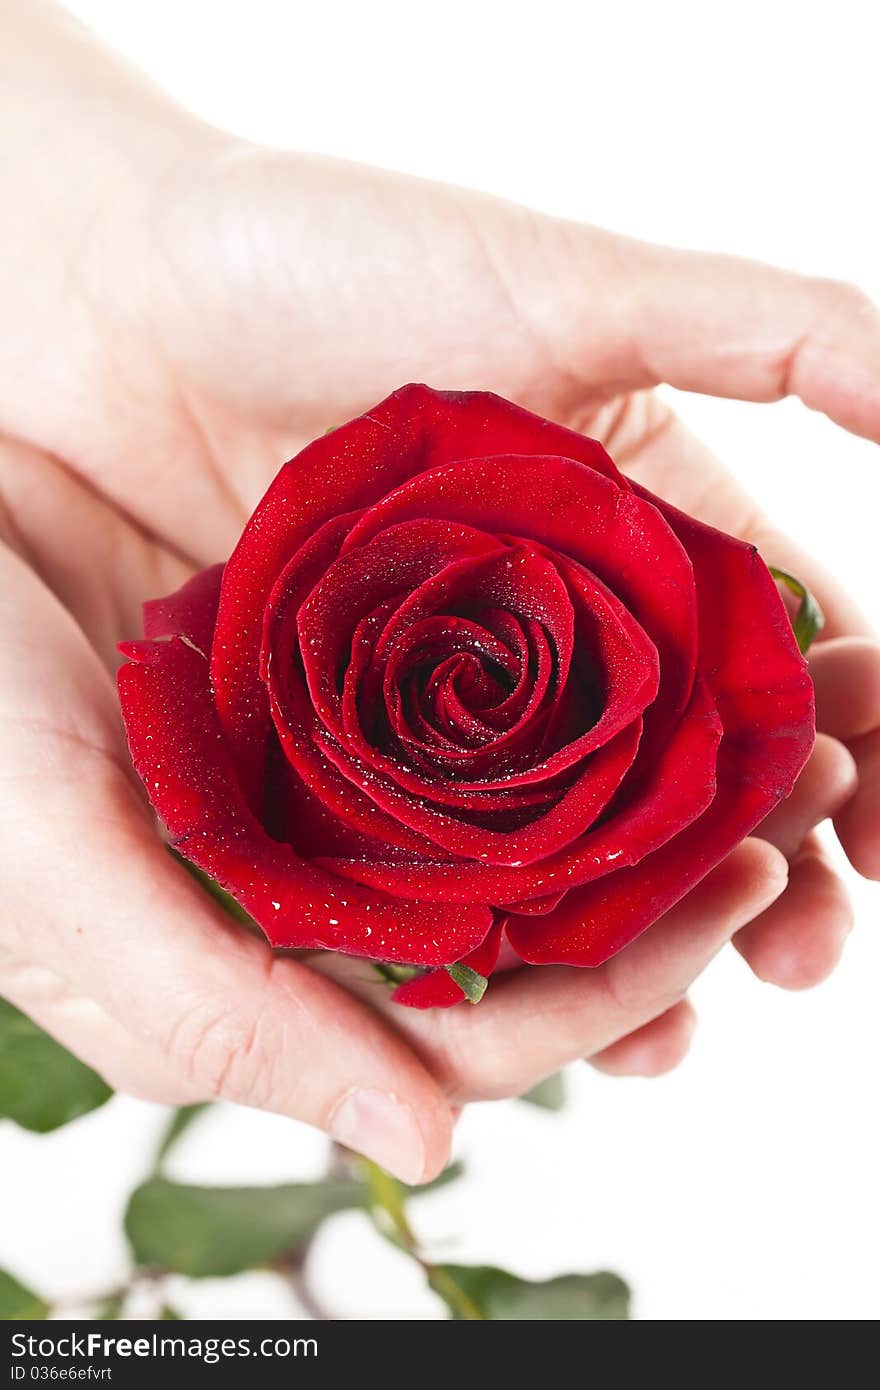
left=429, top=1265, right=630, bottom=1320
left=0, top=998, right=112, bottom=1132
left=93, top=1291, right=126, bottom=1319
left=444, top=963, right=488, bottom=1003
left=154, top=1103, right=211, bottom=1168
left=769, top=567, right=825, bottom=653
left=160, top=1305, right=183, bottom=1319
left=519, top=1073, right=566, bottom=1111
left=125, top=1177, right=365, bottom=1277
left=92, top=1284, right=127, bottom=1317
left=0, top=1267, right=49, bottom=1320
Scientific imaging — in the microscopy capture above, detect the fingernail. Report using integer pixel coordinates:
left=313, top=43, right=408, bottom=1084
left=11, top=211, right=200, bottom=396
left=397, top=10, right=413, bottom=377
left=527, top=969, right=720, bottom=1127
left=328, top=1088, right=426, bottom=1184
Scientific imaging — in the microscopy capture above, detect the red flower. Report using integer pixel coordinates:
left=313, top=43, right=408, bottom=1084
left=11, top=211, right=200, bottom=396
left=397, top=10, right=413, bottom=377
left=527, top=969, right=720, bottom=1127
left=117, top=386, right=814, bottom=1008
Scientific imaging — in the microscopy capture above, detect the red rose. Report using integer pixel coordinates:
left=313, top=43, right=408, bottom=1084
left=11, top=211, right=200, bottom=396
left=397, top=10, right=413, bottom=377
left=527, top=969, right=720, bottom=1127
left=118, top=385, right=814, bottom=1008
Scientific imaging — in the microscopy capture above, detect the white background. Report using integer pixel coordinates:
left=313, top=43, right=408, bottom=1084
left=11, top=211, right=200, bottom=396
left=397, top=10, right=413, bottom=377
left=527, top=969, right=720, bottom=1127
left=1, top=0, right=878, bottom=1320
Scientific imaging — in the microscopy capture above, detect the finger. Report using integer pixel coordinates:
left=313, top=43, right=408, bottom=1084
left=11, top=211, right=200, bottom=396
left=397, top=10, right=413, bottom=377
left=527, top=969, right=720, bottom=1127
left=588, top=998, right=696, bottom=1078
left=0, top=434, right=193, bottom=666
left=613, top=414, right=880, bottom=880
left=810, top=638, right=880, bottom=741
left=613, top=406, right=874, bottom=639
left=597, top=232, right=880, bottom=442
left=808, top=639, right=880, bottom=878
left=733, top=834, right=853, bottom=989
left=756, top=733, right=857, bottom=858
left=834, top=727, right=880, bottom=880
left=0, top=953, right=199, bottom=1104
left=322, top=838, right=786, bottom=1102
left=0, top=544, right=454, bottom=1182
left=442, top=839, right=786, bottom=1100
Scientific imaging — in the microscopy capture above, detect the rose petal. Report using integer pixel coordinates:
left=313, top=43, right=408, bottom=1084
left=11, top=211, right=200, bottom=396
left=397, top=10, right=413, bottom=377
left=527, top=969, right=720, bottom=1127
left=366, top=615, right=522, bottom=749
left=142, top=563, right=224, bottom=654
left=504, top=500, right=815, bottom=965
left=117, top=636, right=491, bottom=964
left=505, top=891, right=566, bottom=916
left=268, top=677, right=456, bottom=859
left=294, top=529, right=657, bottom=806
left=263, top=740, right=450, bottom=863
left=391, top=918, right=506, bottom=1009
left=296, top=521, right=508, bottom=745
left=342, top=452, right=697, bottom=751
left=504, top=759, right=779, bottom=966
left=316, top=716, right=643, bottom=865
left=261, top=512, right=453, bottom=859
left=269, top=520, right=554, bottom=811
left=212, top=385, right=623, bottom=794
left=319, top=674, right=721, bottom=900
left=639, top=485, right=816, bottom=790
left=370, top=545, right=573, bottom=774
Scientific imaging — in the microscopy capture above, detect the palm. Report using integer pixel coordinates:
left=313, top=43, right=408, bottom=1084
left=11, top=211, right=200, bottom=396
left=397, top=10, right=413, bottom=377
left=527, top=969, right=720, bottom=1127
left=0, top=169, right=582, bottom=632
left=1, top=141, right=875, bottom=1163
left=139, top=153, right=818, bottom=586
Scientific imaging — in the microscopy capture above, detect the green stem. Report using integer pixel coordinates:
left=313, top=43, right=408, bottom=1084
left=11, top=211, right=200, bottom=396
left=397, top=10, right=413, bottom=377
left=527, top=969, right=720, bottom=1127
left=360, top=1159, right=485, bottom=1320
left=425, top=1265, right=486, bottom=1319
left=363, top=1157, right=417, bottom=1246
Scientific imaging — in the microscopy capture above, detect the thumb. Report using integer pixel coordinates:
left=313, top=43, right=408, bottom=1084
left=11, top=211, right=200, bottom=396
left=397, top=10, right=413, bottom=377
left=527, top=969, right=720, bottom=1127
left=549, top=221, right=880, bottom=442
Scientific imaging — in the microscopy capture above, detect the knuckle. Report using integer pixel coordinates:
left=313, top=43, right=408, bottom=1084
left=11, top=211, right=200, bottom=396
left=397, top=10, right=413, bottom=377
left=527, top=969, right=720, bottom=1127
left=160, top=997, right=277, bottom=1107
left=644, top=1025, right=695, bottom=1076
left=809, top=275, right=875, bottom=321
left=601, top=957, right=683, bottom=1019
left=432, top=1013, right=525, bottom=1102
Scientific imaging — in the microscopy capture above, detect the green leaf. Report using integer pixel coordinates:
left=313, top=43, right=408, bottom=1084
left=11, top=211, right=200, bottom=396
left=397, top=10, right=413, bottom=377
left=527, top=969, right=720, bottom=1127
left=769, top=567, right=825, bottom=653
left=93, top=1291, right=126, bottom=1320
left=519, top=1072, right=567, bottom=1111
left=0, top=1267, right=49, bottom=1320
left=429, top=1265, right=630, bottom=1320
left=167, top=847, right=256, bottom=927
left=154, top=1103, right=211, bottom=1169
left=160, top=1305, right=183, bottom=1320
left=124, top=1177, right=365, bottom=1277
left=0, top=998, right=112, bottom=1133
left=444, top=963, right=488, bottom=1003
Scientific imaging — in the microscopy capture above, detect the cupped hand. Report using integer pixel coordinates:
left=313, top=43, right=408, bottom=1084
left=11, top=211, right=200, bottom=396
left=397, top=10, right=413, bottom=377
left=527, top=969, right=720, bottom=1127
left=0, top=2, right=878, bottom=1181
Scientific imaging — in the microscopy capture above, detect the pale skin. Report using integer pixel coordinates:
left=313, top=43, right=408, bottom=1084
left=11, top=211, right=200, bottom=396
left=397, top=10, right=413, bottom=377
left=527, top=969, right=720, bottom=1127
left=0, top=0, right=878, bottom=1183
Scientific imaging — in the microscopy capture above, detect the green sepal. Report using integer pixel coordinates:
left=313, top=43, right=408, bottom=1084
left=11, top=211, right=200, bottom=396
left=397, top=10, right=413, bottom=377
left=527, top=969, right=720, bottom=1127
left=769, top=567, right=825, bottom=653
left=444, top=963, right=488, bottom=1003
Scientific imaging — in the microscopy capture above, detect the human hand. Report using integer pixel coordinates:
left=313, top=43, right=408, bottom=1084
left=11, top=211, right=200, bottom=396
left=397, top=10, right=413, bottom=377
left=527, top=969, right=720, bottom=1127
left=0, top=1, right=877, bottom=1180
